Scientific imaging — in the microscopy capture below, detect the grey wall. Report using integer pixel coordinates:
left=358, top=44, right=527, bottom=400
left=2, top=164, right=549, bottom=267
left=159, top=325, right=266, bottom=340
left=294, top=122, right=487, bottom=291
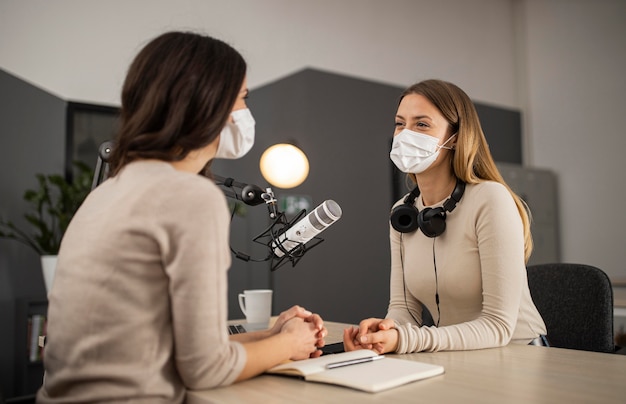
left=1, top=0, right=625, bottom=281
left=0, top=68, right=65, bottom=397
left=0, top=69, right=66, bottom=296
left=520, top=0, right=626, bottom=278
left=0, top=0, right=623, bottom=397
left=0, top=66, right=533, bottom=325
left=215, top=68, right=530, bottom=323
left=0, top=66, right=548, bottom=397
left=214, top=69, right=399, bottom=323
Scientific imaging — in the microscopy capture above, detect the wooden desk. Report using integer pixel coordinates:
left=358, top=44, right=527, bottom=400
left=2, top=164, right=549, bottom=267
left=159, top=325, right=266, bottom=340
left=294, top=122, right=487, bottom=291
left=187, top=322, right=626, bottom=403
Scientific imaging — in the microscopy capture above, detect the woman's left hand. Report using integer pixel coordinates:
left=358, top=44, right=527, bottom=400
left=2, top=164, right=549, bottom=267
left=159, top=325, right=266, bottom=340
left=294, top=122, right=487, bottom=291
left=343, top=318, right=398, bottom=354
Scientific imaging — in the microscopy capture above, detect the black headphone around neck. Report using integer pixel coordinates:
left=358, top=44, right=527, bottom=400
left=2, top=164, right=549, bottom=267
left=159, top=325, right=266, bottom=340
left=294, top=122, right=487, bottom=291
left=390, top=179, right=466, bottom=237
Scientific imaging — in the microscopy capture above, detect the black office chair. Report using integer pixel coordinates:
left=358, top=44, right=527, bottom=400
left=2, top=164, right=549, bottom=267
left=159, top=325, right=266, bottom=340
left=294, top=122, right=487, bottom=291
left=526, top=263, right=615, bottom=353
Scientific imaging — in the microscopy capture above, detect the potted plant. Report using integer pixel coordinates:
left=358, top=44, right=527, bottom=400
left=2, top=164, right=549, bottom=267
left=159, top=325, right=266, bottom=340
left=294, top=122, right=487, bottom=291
left=0, top=161, right=94, bottom=292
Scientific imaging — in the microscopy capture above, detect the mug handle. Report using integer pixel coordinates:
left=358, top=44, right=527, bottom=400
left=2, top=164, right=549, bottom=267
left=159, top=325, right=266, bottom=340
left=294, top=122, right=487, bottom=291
left=238, top=293, right=247, bottom=316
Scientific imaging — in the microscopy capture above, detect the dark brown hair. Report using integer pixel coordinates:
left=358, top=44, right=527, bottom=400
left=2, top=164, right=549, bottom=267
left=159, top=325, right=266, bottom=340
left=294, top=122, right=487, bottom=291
left=108, top=31, right=246, bottom=176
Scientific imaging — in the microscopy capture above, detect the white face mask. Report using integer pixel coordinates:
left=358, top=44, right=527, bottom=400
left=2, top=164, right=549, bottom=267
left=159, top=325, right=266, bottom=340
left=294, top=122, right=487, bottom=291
left=215, top=108, right=256, bottom=159
left=390, top=129, right=456, bottom=174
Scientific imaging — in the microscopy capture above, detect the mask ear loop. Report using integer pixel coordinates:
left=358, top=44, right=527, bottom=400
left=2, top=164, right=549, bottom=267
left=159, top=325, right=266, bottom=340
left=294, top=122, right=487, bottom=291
left=401, top=233, right=423, bottom=327
left=438, top=133, right=457, bottom=151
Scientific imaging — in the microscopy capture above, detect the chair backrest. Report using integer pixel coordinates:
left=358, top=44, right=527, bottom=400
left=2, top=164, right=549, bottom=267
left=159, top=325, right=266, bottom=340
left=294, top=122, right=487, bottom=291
left=526, top=263, right=615, bottom=353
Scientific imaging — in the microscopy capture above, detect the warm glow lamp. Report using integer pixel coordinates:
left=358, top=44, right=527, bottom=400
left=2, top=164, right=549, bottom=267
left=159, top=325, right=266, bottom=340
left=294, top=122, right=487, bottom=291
left=259, top=143, right=309, bottom=188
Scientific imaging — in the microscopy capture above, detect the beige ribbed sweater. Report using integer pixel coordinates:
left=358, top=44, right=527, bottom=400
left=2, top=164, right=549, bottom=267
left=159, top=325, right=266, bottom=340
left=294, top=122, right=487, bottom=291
left=38, top=161, right=246, bottom=403
left=387, top=181, right=546, bottom=353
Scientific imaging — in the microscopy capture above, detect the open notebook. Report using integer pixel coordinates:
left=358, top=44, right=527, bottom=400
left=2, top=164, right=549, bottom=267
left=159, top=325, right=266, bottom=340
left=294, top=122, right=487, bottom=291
left=267, top=349, right=444, bottom=393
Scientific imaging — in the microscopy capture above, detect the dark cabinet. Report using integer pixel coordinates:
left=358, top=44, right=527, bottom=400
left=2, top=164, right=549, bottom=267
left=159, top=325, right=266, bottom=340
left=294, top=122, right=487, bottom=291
left=12, top=299, right=47, bottom=397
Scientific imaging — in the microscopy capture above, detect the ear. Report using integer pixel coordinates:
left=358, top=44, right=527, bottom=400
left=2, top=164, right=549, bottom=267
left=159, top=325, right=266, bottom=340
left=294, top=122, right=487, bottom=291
left=449, top=133, right=458, bottom=150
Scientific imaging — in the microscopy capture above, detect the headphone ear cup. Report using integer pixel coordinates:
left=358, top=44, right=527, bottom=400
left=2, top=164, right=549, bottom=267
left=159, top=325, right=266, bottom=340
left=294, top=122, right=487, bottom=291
left=390, top=204, right=419, bottom=233
left=418, top=207, right=447, bottom=238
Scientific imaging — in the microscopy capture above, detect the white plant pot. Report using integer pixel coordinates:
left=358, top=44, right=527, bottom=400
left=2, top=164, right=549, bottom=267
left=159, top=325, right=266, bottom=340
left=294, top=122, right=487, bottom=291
left=41, top=255, right=58, bottom=295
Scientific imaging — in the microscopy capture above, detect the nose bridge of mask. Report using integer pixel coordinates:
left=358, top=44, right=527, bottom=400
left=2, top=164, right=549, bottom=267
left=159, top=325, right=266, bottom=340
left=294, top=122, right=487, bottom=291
left=231, top=108, right=255, bottom=128
left=398, top=129, right=440, bottom=153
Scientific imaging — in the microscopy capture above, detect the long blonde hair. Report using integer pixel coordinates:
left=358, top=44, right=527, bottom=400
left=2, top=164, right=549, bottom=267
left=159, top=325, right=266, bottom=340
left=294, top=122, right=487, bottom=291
left=403, top=79, right=533, bottom=262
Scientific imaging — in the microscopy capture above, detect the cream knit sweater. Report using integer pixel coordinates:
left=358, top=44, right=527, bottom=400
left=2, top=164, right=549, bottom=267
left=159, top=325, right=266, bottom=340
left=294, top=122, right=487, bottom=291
left=38, top=161, right=246, bottom=403
left=387, top=181, right=546, bottom=353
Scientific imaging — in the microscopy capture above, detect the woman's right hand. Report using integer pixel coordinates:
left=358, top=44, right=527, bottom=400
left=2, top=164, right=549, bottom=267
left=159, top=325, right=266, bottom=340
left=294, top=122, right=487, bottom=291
left=281, top=317, right=320, bottom=360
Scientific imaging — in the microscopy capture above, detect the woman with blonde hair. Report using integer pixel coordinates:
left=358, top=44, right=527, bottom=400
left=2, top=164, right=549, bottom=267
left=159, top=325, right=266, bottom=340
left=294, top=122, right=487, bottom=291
left=345, top=79, right=546, bottom=354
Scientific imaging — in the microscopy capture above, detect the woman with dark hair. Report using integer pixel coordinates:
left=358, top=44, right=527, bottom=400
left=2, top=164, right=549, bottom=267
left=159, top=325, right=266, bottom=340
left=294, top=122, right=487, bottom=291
left=344, top=79, right=546, bottom=354
left=38, top=31, right=326, bottom=403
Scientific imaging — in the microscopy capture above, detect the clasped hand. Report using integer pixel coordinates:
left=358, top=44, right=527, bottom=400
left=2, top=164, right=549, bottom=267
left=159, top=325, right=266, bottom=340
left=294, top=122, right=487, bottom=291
left=343, top=317, right=399, bottom=354
left=270, top=305, right=327, bottom=359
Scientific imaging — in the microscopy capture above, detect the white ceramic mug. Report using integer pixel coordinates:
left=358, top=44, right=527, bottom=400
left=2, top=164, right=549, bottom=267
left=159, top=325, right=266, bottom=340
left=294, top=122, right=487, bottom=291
left=238, top=289, right=273, bottom=325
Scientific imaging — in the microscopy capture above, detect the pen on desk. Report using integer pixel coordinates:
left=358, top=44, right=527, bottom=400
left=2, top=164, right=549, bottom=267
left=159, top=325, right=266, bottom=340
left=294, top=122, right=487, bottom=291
left=325, top=355, right=385, bottom=369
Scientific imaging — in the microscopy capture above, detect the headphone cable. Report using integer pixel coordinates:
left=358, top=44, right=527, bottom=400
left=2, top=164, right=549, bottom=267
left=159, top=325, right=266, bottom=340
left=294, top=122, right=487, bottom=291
left=433, top=238, right=441, bottom=327
left=400, top=233, right=423, bottom=327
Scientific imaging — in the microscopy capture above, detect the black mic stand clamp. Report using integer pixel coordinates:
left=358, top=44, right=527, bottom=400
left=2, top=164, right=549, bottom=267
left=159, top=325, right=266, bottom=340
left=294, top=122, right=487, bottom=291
left=260, top=187, right=279, bottom=220
left=92, top=141, right=113, bottom=190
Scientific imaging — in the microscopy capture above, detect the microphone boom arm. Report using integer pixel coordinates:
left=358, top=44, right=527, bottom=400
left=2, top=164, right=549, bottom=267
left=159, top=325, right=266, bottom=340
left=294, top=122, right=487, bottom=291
left=91, top=141, right=323, bottom=271
left=215, top=175, right=326, bottom=271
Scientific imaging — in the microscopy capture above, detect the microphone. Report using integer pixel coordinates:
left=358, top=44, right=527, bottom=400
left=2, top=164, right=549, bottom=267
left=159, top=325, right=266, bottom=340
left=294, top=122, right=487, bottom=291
left=271, top=200, right=342, bottom=257
left=91, top=141, right=114, bottom=190
left=212, top=172, right=341, bottom=270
